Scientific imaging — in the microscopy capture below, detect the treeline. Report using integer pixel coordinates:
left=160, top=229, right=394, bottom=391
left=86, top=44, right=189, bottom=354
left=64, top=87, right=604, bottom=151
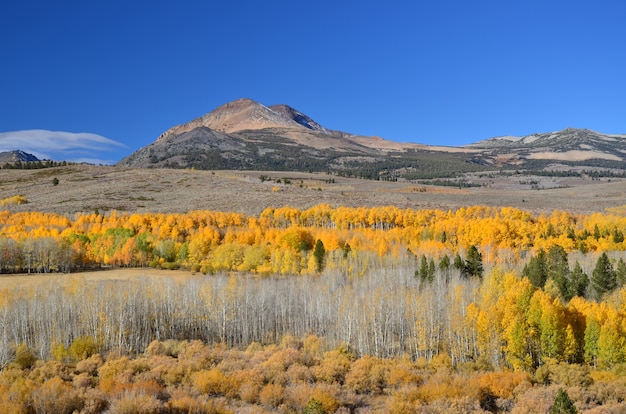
left=1, top=205, right=626, bottom=276
left=1, top=160, right=72, bottom=170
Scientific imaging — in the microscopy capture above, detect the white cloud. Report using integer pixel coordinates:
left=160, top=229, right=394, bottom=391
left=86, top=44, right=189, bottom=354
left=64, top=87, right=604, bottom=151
left=0, top=130, right=127, bottom=164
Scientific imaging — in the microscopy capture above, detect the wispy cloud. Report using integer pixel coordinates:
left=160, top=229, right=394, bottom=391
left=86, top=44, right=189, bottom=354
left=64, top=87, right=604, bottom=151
left=0, top=130, right=128, bottom=164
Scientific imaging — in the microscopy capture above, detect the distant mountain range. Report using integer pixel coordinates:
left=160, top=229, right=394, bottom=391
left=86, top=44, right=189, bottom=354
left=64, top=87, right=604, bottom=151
left=117, top=98, right=626, bottom=178
left=6, top=99, right=626, bottom=179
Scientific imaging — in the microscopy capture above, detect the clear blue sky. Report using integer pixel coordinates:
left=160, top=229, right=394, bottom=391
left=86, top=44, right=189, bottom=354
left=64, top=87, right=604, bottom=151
left=1, top=0, right=624, bottom=163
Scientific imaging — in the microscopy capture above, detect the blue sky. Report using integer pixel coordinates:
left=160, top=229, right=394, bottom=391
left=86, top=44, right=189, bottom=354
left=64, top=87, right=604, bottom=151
left=1, top=0, right=624, bottom=164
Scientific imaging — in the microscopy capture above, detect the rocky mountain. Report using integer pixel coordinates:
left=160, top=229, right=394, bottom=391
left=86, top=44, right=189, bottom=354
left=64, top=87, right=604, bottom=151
left=118, top=98, right=443, bottom=178
left=0, top=150, right=40, bottom=163
left=118, top=98, right=626, bottom=178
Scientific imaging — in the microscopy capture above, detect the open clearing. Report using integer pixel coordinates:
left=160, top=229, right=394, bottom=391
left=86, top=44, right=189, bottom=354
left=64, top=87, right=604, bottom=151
left=0, top=268, right=201, bottom=290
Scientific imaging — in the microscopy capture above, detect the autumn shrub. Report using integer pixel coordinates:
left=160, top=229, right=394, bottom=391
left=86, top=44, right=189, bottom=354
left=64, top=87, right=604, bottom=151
left=192, top=368, right=227, bottom=396
left=512, top=385, right=561, bottom=414
left=239, top=381, right=262, bottom=404
left=310, top=383, right=342, bottom=413
left=286, top=362, right=314, bottom=384
left=0, top=375, right=35, bottom=414
left=216, top=348, right=250, bottom=373
left=72, top=372, right=94, bottom=389
left=386, top=361, right=424, bottom=388
left=302, top=334, right=324, bottom=366
left=144, top=354, right=183, bottom=386
left=473, top=371, right=532, bottom=399
left=107, top=391, right=164, bottom=414
left=28, top=360, right=72, bottom=385
left=50, top=342, right=70, bottom=363
left=31, top=377, right=83, bottom=414
left=69, top=335, right=99, bottom=361
left=168, top=388, right=233, bottom=414
left=259, top=347, right=304, bottom=385
left=426, top=395, right=490, bottom=414
left=312, top=348, right=353, bottom=384
left=162, top=339, right=188, bottom=357
left=285, top=383, right=315, bottom=412
left=179, top=340, right=224, bottom=368
left=588, top=378, right=626, bottom=406
left=78, top=388, right=109, bottom=414
left=14, top=343, right=36, bottom=369
left=75, top=353, right=104, bottom=375
left=345, top=354, right=389, bottom=394
left=386, top=386, right=423, bottom=414
left=546, top=362, right=593, bottom=387
left=414, top=372, right=477, bottom=404
left=259, top=383, right=285, bottom=408
left=145, top=340, right=167, bottom=356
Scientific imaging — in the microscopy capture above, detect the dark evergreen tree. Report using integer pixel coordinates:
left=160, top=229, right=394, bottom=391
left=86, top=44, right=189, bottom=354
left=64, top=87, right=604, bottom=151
left=591, top=252, right=616, bottom=299
left=546, top=245, right=571, bottom=300
left=428, top=258, right=436, bottom=282
left=550, top=388, right=577, bottom=414
left=570, top=262, right=589, bottom=298
left=523, top=249, right=548, bottom=288
left=453, top=253, right=464, bottom=271
left=313, top=239, right=326, bottom=273
left=439, top=254, right=450, bottom=271
left=342, top=242, right=351, bottom=259
left=612, top=228, right=624, bottom=243
left=593, top=224, right=601, bottom=240
left=463, top=245, right=483, bottom=278
left=417, top=255, right=430, bottom=282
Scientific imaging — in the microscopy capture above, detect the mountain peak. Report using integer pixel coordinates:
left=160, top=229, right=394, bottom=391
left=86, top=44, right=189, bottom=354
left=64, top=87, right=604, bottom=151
left=156, top=98, right=314, bottom=143
left=0, top=150, right=40, bottom=163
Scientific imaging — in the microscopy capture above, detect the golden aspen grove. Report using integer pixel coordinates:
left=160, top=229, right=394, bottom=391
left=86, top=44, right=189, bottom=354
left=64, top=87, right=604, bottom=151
left=3, top=204, right=626, bottom=412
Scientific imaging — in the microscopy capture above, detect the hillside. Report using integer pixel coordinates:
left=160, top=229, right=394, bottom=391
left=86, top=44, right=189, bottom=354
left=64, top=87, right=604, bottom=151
left=1, top=164, right=626, bottom=217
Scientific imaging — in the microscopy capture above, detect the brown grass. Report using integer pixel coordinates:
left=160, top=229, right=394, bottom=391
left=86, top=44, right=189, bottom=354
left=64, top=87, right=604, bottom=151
left=0, top=268, right=199, bottom=290
left=0, top=165, right=624, bottom=217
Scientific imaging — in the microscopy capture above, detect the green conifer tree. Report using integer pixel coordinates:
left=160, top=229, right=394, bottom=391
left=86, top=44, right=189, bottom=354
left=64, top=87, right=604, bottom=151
left=591, top=252, right=616, bottom=299
left=550, top=388, right=577, bottom=414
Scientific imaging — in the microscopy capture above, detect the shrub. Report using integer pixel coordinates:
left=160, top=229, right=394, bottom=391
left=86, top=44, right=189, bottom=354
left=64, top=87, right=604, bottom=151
left=14, top=343, right=36, bottom=369
left=259, top=383, right=285, bottom=408
left=31, top=377, right=83, bottom=414
left=0, top=195, right=28, bottom=206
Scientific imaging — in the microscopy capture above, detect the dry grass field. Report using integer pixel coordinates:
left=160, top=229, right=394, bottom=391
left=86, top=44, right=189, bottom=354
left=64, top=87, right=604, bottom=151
left=0, top=267, right=200, bottom=290
left=0, top=164, right=625, bottom=216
